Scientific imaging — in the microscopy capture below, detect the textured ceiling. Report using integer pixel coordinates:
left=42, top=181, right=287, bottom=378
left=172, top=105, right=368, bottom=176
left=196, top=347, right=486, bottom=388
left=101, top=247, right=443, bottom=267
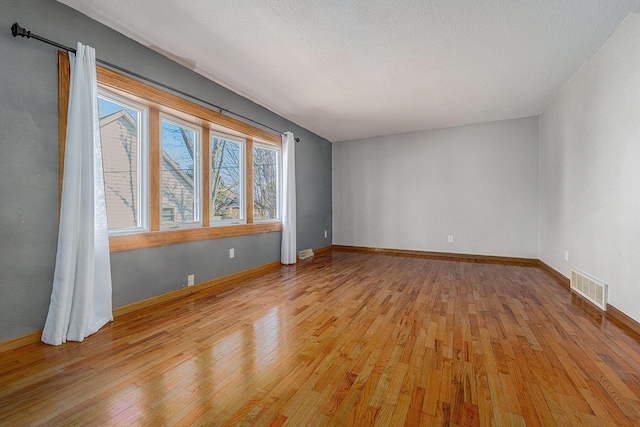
left=58, top=0, right=639, bottom=142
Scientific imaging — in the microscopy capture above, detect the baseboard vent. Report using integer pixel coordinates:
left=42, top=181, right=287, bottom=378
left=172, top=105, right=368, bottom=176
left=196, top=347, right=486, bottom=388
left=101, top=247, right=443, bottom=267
left=570, top=268, right=608, bottom=311
left=298, top=248, right=314, bottom=260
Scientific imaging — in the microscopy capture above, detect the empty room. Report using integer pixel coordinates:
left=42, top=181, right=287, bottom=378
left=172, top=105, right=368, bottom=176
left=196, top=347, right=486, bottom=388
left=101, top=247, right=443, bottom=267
left=2, top=0, right=640, bottom=425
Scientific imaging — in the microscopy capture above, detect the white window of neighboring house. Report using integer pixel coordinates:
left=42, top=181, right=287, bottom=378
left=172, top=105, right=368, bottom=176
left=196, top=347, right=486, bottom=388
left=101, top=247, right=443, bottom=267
left=160, top=116, right=201, bottom=228
left=253, top=143, right=281, bottom=222
left=161, top=207, right=175, bottom=224
left=97, top=90, right=149, bottom=234
left=210, top=133, right=245, bottom=225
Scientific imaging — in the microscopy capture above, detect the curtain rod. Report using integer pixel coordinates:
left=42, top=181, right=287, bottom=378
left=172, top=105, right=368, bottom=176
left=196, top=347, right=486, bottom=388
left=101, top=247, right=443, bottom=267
left=11, top=23, right=300, bottom=142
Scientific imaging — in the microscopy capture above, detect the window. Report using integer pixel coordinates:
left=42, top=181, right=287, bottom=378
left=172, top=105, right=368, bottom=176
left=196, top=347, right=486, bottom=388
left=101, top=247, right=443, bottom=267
left=253, top=144, right=280, bottom=221
left=161, top=207, right=175, bottom=224
left=58, top=52, right=283, bottom=252
left=161, top=117, right=201, bottom=228
left=210, top=134, right=244, bottom=224
left=97, top=91, right=148, bottom=234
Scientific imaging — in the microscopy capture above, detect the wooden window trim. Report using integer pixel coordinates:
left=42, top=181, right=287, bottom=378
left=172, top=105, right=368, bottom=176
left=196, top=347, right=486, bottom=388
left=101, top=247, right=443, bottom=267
left=58, top=51, right=70, bottom=204
left=109, top=222, right=282, bottom=252
left=202, top=127, right=211, bottom=227
left=149, top=108, right=161, bottom=231
left=246, top=138, right=254, bottom=224
left=58, top=51, right=282, bottom=253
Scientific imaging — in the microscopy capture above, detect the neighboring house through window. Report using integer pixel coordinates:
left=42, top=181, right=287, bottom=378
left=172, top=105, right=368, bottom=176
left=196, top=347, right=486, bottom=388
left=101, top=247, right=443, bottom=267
left=161, top=117, right=200, bottom=228
left=98, top=92, right=148, bottom=234
left=211, top=133, right=244, bottom=224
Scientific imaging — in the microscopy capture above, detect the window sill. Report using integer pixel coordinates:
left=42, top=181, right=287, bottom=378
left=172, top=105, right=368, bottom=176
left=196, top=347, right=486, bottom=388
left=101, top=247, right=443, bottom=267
left=160, top=222, right=203, bottom=232
left=209, top=220, right=246, bottom=227
left=109, top=222, right=282, bottom=252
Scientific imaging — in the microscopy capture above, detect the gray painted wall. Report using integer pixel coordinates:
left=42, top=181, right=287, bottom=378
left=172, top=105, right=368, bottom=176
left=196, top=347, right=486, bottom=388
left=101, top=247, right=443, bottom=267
left=539, top=13, right=640, bottom=323
left=333, top=117, right=540, bottom=258
left=0, top=0, right=332, bottom=342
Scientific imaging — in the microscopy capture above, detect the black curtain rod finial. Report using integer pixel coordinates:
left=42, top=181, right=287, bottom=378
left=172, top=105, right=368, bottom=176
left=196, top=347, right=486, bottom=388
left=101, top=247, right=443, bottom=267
left=11, top=23, right=30, bottom=38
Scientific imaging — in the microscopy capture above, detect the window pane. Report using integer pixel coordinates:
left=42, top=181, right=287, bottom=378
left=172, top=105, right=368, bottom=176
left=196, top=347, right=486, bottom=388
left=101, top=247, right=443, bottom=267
left=211, top=137, right=243, bottom=223
left=98, top=95, right=144, bottom=230
left=161, top=207, right=175, bottom=223
left=253, top=146, right=279, bottom=221
left=161, top=119, right=198, bottom=225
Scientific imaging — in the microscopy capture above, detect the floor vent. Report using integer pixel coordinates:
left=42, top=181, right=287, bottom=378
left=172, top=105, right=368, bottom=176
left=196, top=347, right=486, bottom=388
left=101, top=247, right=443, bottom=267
left=570, top=268, right=608, bottom=311
left=298, top=248, right=314, bottom=260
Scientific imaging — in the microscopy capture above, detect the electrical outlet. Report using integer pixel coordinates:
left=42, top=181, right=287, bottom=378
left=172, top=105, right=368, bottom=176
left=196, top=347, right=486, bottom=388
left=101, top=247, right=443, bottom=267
left=230, top=248, right=234, bottom=258
left=324, top=230, right=327, bottom=238
left=187, top=274, right=194, bottom=287
left=448, top=235, right=454, bottom=243
left=564, top=251, right=569, bottom=262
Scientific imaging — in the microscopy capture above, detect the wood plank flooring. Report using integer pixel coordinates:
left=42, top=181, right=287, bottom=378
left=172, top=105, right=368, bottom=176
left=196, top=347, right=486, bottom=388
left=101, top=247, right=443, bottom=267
left=1, top=249, right=640, bottom=426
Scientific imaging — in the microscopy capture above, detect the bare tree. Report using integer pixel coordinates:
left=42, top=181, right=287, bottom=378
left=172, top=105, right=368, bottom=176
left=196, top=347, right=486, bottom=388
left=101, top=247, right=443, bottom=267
left=211, top=139, right=241, bottom=220
left=253, top=147, right=277, bottom=220
left=161, top=122, right=196, bottom=224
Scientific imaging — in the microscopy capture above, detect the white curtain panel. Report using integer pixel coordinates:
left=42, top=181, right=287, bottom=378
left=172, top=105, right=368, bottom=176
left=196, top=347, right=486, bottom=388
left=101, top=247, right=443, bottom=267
left=41, top=44, right=113, bottom=345
left=280, top=132, right=297, bottom=264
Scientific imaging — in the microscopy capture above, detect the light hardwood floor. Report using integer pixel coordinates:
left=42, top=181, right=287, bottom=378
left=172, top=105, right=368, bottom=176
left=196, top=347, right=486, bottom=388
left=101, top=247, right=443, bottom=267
left=1, top=249, right=640, bottom=426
